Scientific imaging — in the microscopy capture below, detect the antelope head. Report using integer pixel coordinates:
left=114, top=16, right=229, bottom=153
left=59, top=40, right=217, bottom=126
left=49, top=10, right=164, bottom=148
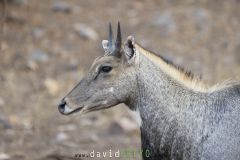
left=58, top=23, right=138, bottom=115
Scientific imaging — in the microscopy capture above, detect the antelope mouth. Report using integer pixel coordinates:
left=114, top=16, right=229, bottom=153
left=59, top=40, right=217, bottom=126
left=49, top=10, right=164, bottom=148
left=58, top=99, right=117, bottom=116
left=58, top=101, right=84, bottom=115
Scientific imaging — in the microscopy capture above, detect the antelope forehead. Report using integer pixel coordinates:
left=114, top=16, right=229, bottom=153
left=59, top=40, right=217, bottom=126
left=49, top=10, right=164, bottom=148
left=97, top=55, right=116, bottom=62
left=93, top=56, right=118, bottom=67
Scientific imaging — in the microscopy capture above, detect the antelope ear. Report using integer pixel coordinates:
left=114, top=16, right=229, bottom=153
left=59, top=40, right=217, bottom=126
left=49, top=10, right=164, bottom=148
left=102, top=40, right=110, bottom=53
left=123, top=36, right=137, bottom=64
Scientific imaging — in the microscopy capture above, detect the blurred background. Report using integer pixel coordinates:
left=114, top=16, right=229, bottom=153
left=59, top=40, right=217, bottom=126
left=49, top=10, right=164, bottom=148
left=0, top=0, right=239, bottom=159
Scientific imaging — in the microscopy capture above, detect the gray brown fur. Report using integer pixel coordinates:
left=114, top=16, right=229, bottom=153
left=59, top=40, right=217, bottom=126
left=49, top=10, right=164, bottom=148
left=58, top=24, right=240, bottom=160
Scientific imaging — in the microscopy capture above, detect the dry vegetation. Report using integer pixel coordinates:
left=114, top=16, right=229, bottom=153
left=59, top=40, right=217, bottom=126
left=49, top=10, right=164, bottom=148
left=0, top=0, right=239, bottom=159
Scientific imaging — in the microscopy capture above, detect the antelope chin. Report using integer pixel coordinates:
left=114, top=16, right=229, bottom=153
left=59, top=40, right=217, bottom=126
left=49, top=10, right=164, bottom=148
left=58, top=104, right=84, bottom=115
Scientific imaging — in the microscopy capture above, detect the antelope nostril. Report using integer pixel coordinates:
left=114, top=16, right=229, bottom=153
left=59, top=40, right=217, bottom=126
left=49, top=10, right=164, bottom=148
left=58, top=100, right=66, bottom=114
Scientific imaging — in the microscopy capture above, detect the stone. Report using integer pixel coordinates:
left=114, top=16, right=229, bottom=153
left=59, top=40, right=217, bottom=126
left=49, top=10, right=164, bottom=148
left=56, top=132, right=69, bottom=142
left=52, top=1, right=72, bottom=13
left=193, top=9, right=211, bottom=32
left=0, top=97, right=5, bottom=107
left=108, top=121, right=124, bottom=135
left=29, top=49, right=49, bottom=63
left=8, top=0, right=27, bottom=5
left=153, top=11, right=176, bottom=36
left=32, top=28, right=45, bottom=39
left=58, top=124, right=76, bottom=132
left=118, top=117, right=138, bottom=132
left=0, top=153, right=10, bottom=160
left=44, top=78, right=59, bottom=96
left=0, top=114, right=12, bottom=129
left=27, top=60, right=38, bottom=71
left=73, top=23, right=98, bottom=41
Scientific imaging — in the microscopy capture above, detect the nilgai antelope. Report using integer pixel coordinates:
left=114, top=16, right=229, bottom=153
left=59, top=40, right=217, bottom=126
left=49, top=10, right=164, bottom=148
left=58, top=23, right=240, bottom=160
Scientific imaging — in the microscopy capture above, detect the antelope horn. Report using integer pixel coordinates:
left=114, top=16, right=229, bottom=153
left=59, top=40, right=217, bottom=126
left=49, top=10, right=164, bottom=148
left=112, top=22, right=122, bottom=57
left=108, top=23, right=114, bottom=51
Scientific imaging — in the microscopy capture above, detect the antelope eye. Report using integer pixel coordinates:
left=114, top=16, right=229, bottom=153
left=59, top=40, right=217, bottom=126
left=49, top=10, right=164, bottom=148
left=101, top=66, right=112, bottom=73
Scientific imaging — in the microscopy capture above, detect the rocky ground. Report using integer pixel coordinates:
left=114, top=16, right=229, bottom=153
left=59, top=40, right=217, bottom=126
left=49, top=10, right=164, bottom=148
left=0, top=0, right=239, bottom=160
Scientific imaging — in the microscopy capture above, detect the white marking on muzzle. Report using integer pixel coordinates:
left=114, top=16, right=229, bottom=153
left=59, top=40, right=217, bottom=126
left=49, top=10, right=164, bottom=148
left=109, top=87, right=114, bottom=92
left=64, top=105, right=74, bottom=114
